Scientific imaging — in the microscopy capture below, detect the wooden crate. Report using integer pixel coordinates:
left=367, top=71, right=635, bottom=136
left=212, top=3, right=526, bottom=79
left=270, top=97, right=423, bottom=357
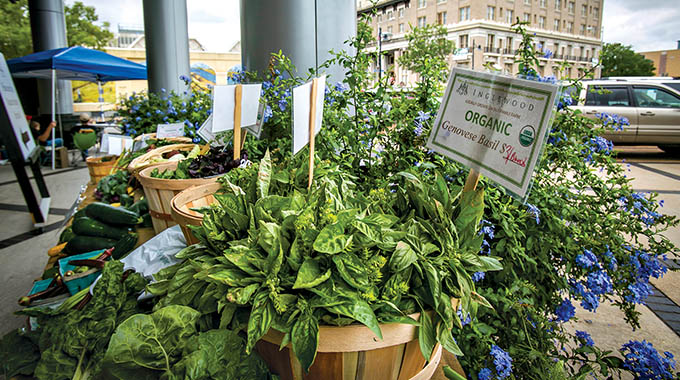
left=137, top=161, right=218, bottom=235
left=171, top=182, right=221, bottom=245
left=55, top=147, right=69, bottom=168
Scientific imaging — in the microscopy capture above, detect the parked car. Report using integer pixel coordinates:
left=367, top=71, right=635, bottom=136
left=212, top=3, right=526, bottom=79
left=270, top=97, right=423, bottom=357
left=569, top=79, right=680, bottom=152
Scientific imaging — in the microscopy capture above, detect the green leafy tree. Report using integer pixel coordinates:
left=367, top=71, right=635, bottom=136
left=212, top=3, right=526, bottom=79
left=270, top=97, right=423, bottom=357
left=600, top=42, right=656, bottom=77
left=0, top=0, right=112, bottom=59
left=64, top=1, right=113, bottom=50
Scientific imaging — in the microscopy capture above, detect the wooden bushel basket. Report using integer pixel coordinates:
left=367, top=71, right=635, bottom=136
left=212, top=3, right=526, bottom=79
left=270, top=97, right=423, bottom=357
left=86, top=155, right=117, bottom=184
left=128, top=143, right=199, bottom=175
left=256, top=308, right=458, bottom=380
left=171, top=182, right=222, bottom=245
left=137, top=161, right=218, bottom=235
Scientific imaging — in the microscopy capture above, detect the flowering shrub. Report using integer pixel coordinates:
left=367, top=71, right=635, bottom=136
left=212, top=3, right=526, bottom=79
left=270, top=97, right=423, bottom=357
left=310, top=13, right=679, bottom=380
left=117, top=76, right=212, bottom=141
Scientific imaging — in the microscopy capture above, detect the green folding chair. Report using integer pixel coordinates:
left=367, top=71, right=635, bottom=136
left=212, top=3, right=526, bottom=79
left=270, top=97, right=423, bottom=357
left=73, top=129, right=97, bottom=162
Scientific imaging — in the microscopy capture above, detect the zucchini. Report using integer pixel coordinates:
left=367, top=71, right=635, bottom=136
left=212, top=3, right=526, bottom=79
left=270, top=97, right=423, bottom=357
left=127, top=198, right=148, bottom=215
left=85, top=202, right=142, bottom=226
left=59, top=227, right=76, bottom=244
left=72, top=217, right=130, bottom=240
left=111, top=233, right=138, bottom=260
left=73, top=208, right=87, bottom=220
left=65, top=235, right=117, bottom=254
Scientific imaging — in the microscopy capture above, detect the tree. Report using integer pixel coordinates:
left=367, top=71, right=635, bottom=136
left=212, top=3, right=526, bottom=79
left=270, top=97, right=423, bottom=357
left=0, top=0, right=113, bottom=59
left=600, top=42, right=656, bottom=77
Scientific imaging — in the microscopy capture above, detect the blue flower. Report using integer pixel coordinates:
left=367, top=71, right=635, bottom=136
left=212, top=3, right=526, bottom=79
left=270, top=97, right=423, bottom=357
left=135, top=116, right=141, bottom=122
left=576, top=249, right=598, bottom=269
left=621, top=340, right=676, bottom=380
left=262, top=81, right=273, bottom=90
left=586, top=270, right=613, bottom=295
left=575, top=330, right=595, bottom=347
left=457, top=307, right=472, bottom=327
left=179, top=74, right=190, bottom=84
left=278, top=99, right=287, bottom=111
left=555, top=299, right=575, bottom=323
left=596, top=112, right=630, bottom=131
left=472, top=271, right=485, bottom=282
left=626, top=281, right=653, bottom=304
left=543, top=49, right=554, bottom=59
left=478, top=368, right=493, bottom=380
left=263, top=105, right=273, bottom=123
left=416, top=111, right=430, bottom=122
left=490, top=345, right=513, bottom=379
left=526, top=203, right=540, bottom=224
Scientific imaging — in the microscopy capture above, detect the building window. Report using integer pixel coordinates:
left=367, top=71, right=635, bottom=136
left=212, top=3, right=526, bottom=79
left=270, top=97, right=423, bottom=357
left=459, top=6, right=470, bottom=21
left=417, top=16, right=427, bottom=27
left=437, top=11, right=448, bottom=24
left=594, top=7, right=599, bottom=18
left=459, top=34, right=468, bottom=48
left=540, top=0, right=546, bottom=8
left=568, top=1, right=574, bottom=14
left=581, top=4, right=587, bottom=16
left=555, top=0, right=561, bottom=10
left=486, top=6, right=495, bottom=20
left=418, top=0, right=426, bottom=8
left=567, top=21, right=573, bottom=33
left=399, top=23, right=405, bottom=33
left=378, top=14, right=382, bottom=22
left=554, top=19, right=560, bottom=31
left=539, top=16, right=545, bottom=28
left=506, top=10, right=514, bottom=23
left=387, top=10, right=394, bottom=20
left=387, top=26, right=393, bottom=34
left=523, top=12, right=531, bottom=22
left=580, top=24, right=585, bottom=35
left=487, top=34, right=495, bottom=49
left=524, top=0, right=531, bottom=5
left=437, top=0, right=446, bottom=3
left=398, top=7, right=404, bottom=18
left=506, top=36, right=513, bottom=51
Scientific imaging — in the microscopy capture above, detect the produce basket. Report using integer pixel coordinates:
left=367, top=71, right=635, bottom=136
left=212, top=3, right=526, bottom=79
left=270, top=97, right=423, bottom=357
left=133, top=133, right=192, bottom=144
left=170, top=182, right=221, bottom=245
left=256, top=312, right=448, bottom=380
left=128, top=143, right=199, bottom=175
left=86, top=155, right=117, bottom=184
left=137, top=161, right=218, bottom=235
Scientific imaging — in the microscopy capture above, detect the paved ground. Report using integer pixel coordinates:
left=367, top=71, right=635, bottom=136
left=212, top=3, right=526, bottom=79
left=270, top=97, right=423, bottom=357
left=0, top=145, right=679, bottom=376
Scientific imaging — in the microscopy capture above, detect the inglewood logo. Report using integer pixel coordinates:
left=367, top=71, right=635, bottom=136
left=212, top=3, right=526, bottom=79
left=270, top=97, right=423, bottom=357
left=519, top=125, right=535, bottom=147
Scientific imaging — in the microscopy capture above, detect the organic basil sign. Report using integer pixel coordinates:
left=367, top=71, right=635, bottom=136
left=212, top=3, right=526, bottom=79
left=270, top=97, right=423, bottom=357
left=427, top=68, right=559, bottom=198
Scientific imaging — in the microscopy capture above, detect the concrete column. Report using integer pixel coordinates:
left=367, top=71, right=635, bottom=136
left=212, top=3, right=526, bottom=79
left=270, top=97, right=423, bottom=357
left=142, top=0, right=191, bottom=94
left=28, top=0, right=73, bottom=115
left=240, top=0, right=356, bottom=83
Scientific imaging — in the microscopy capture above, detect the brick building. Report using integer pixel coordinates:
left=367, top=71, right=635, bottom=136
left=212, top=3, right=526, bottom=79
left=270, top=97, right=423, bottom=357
left=357, top=0, right=603, bottom=85
left=639, top=43, right=680, bottom=77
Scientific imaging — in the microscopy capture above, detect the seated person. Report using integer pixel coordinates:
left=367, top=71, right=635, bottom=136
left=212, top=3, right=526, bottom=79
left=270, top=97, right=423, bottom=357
left=29, top=117, right=61, bottom=147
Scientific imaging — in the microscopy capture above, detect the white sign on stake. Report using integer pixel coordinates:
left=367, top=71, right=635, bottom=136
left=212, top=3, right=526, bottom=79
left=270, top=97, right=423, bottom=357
left=107, top=135, right=134, bottom=155
left=426, top=68, right=559, bottom=198
left=156, top=122, right=185, bottom=138
left=292, top=75, right=326, bottom=154
left=244, top=101, right=267, bottom=139
left=197, top=114, right=217, bottom=144
left=211, top=84, right=262, bottom=133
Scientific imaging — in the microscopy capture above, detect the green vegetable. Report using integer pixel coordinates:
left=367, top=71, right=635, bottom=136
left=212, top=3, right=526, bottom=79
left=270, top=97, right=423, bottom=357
left=84, top=202, right=142, bottom=226
left=95, top=170, right=132, bottom=204
left=152, top=151, right=500, bottom=370
left=65, top=235, right=117, bottom=254
left=10, top=261, right=147, bottom=379
left=141, top=212, right=153, bottom=228
left=58, top=226, right=76, bottom=244
left=126, top=198, right=148, bottom=215
left=41, top=266, right=59, bottom=280
left=73, top=208, right=87, bottom=220
left=0, top=329, right=40, bottom=378
left=102, top=306, right=271, bottom=380
left=72, top=217, right=130, bottom=240
left=110, top=233, right=138, bottom=260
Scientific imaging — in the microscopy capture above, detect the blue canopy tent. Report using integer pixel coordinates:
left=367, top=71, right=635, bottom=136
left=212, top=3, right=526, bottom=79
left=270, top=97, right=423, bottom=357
left=7, top=46, right=147, bottom=169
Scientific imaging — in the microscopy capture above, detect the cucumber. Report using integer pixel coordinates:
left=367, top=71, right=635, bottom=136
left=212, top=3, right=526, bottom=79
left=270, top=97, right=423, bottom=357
left=73, top=208, right=87, bottom=220
left=111, top=233, right=138, bottom=260
left=59, top=226, right=76, bottom=244
left=72, top=217, right=130, bottom=240
left=65, top=235, right=117, bottom=254
left=85, top=202, right=142, bottom=226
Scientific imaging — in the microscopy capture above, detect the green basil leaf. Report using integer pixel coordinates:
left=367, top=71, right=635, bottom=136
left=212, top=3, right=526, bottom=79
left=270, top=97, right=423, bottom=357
left=328, top=300, right=383, bottom=340
left=389, top=241, right=418, bottom=272
left=418, top=312, right=437, bottom=361
left=438, top=323, right=463, bottom=356
left=257, top=150, right=272, bottom=199
left=246, top=291, right=274, bottom=354
left=333, top=253, right=370, bottom=291
left=293, top=258, right=332, bottom=289
left=313, top=223, right=350, bottom=254
left=291, top=313, right=319, bottom=372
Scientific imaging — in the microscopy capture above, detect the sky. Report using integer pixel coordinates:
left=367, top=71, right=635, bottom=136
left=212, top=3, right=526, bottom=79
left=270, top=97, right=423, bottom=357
left=68, top=0, right=679, bottom=53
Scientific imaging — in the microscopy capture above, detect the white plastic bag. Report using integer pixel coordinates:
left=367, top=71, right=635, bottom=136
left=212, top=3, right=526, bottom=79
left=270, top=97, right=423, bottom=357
left=120, top=225, right=187, bottom=278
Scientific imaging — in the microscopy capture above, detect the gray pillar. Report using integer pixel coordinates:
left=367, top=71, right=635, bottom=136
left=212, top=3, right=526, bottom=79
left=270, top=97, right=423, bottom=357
left=28, top=0, right=73, bottom=115
left=142, top=0, right=191, bottom=95
left=240, top=0, right=356, bottom=83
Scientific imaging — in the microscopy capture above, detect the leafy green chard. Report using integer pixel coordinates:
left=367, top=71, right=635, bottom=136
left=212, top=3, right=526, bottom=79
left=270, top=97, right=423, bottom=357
left=149, top=151, right=502, bottom=371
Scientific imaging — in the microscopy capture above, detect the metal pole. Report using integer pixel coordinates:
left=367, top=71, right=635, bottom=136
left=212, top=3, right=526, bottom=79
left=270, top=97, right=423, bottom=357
left=471, top=39, right=475, bottom=71
left=378, top=27, right=382, bottom=81
left=51, top=69, right=55, bottom=171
